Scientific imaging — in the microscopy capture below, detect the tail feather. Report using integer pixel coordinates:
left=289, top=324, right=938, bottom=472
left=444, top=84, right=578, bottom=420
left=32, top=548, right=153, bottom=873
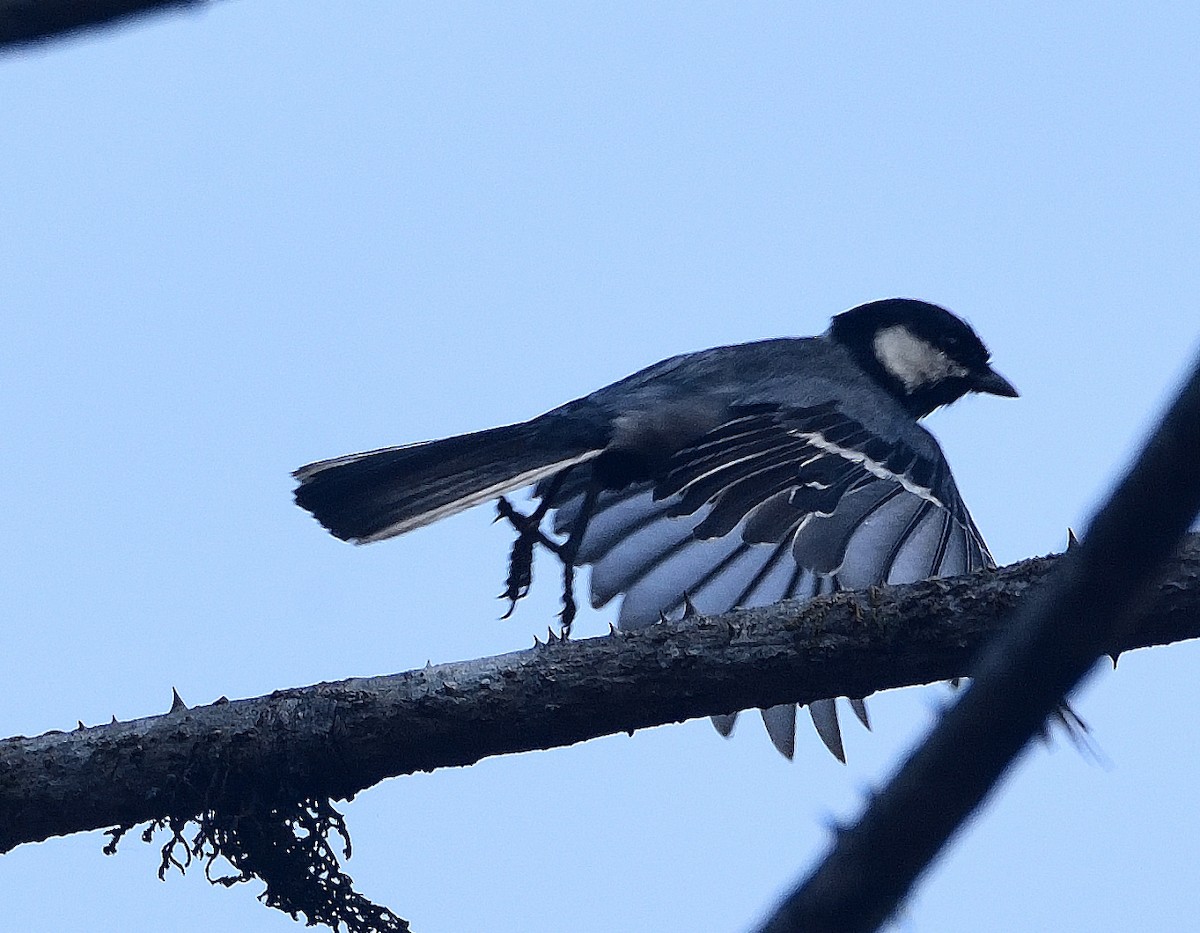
left=294, top=420, right=603, bottom=543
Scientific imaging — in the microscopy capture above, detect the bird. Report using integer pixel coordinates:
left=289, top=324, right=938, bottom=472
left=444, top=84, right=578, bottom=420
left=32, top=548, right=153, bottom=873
left=293, top=297, right=1017, bottom=760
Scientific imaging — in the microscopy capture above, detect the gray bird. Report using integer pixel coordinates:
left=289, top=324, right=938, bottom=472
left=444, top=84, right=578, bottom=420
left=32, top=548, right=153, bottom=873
left=293, top=298, right=1017, bottom=760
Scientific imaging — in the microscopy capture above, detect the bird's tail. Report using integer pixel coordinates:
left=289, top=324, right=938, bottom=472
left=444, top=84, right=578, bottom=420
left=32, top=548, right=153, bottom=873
left=294, top=418, right=603, bottom=544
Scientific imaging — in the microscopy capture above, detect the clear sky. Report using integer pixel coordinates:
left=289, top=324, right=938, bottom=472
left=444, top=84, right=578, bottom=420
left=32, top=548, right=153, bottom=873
left=3, top=4, right=1199, bottom=931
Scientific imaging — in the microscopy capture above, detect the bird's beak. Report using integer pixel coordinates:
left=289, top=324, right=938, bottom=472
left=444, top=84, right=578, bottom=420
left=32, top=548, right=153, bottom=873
left=972, top=367, right=1019, bottom=398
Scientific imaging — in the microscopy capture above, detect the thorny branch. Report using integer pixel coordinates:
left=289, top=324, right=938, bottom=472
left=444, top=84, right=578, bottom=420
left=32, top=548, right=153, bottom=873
left=4, top=538, right=1200, bottom=857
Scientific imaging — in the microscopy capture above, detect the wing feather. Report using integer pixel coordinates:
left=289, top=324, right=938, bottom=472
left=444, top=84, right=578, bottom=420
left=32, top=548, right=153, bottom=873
left=546, top=400, right=994, bottom=757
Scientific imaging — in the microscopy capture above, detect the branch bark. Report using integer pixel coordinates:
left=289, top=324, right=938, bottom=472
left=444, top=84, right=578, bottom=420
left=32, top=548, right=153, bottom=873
left=4, top=536, right=1200, bottom=855
left=0, top=0, right=206, bottom=50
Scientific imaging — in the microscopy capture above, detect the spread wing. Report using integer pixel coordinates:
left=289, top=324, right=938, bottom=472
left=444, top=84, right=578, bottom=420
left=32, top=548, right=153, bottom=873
left=554, top=401, right=992, bottom=624
left=548, top=401, right=993, bottom=758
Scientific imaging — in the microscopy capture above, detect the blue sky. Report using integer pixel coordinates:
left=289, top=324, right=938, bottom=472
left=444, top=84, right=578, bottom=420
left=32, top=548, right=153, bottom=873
left=2, top=3, right=1199, bottom=931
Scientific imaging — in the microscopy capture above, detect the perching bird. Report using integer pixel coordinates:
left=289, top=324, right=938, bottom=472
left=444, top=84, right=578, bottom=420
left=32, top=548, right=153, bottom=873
left=294, top=298, right=1017, bottom=760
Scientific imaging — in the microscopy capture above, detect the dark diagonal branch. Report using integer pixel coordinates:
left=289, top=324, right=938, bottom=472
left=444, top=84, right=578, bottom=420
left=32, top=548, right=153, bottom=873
left=759, top=356, right=1200, bottom=933
left=4, top=537, right=1200, bottom=855
left=0, top=0, right=207, bottom=51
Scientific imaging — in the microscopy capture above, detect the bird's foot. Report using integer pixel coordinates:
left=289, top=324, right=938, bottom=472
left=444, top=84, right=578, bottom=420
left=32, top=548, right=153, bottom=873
left=496, top=495, right=576, bottom=636
left=558, top=556, right=577, bottom=638
left=499, top=531, right=534, bottom=619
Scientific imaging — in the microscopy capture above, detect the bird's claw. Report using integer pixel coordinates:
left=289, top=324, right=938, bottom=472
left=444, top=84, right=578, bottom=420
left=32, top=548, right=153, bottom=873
left=500, top=533, right=535, bottom=618
left=496, top=491, right=579, bottom=637
left=558, top=561, right=577, bottom=639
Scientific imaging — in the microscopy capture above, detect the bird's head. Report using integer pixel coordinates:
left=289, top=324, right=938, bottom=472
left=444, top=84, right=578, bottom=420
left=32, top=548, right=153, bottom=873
left=828, top=298, right=1018, bottom=418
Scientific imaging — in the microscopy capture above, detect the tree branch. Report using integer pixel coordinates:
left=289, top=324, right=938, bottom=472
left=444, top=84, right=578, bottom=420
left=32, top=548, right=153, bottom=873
left=758, top=356, right=1200, bottom=933
left=3, top=537, right=1200, bottom=855
left=0, top=0, right=207, bottom=51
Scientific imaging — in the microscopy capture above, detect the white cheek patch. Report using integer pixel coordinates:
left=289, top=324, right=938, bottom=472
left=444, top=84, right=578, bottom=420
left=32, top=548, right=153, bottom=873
left=872, top=325, right=968, bottom=392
